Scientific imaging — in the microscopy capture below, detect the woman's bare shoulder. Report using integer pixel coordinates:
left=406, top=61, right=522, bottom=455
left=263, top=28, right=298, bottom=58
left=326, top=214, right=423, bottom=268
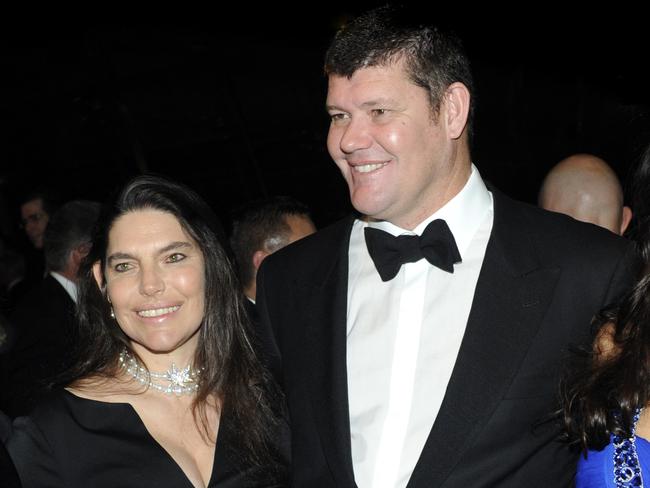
left=65, top=376, right=143, bottom=404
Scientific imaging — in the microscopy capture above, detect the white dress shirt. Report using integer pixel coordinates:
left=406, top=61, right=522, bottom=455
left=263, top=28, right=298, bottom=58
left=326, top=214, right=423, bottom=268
left=346, top=165, right=494, bottom=488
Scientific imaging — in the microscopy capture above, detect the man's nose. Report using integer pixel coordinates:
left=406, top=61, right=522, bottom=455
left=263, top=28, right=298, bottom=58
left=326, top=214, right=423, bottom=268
left=339, top=117, right=373, bottom=154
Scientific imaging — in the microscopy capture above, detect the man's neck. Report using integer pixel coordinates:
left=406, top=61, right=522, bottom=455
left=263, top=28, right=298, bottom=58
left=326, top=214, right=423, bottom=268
left=244, top=284, right=256, bottom=303
left=54, top=267, right=77, bottom=282
left=397, top=164, right=472, bottom=230
left=50, top=271, right=78, bottom=303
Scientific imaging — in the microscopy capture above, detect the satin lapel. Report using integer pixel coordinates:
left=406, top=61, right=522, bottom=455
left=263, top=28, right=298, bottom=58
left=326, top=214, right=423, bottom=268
left=301, top=217, right=357, bottom=488
left=407, top=192, right=561, bottom=488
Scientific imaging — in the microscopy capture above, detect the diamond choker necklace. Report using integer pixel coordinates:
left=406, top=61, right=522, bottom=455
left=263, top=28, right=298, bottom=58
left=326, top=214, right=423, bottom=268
left=119, top=349, right=202, bottom=396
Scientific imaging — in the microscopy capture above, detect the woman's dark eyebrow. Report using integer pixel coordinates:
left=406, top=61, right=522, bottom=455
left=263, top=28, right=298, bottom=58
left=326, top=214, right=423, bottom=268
left=106, top=241, right=192, bottom=265
left=158, top=241, right=192, bottom=255
left=106, top=251, right=134, bottom=265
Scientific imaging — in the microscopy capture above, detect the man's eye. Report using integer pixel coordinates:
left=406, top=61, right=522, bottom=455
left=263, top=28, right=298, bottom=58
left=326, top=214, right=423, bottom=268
left=371, top=109, right=387, bottom=117
left=167, top=253, right=186, bottom=263
left=330, top=113, right=348, bottom=122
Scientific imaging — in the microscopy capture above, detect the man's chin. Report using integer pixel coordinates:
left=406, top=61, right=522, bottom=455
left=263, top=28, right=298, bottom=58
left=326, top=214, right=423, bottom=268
left=351, top=195, right=389, bottom=219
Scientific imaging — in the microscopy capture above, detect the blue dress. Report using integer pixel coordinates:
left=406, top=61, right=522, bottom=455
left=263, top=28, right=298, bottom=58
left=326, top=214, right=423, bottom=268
left=576, top=410, right=649, bottom=487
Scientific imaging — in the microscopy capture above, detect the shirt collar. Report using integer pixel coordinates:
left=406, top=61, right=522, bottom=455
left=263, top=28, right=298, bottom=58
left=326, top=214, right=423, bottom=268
left=366, top=164, right=492, bottom=256
left=50, top=271, right=78, bottom=304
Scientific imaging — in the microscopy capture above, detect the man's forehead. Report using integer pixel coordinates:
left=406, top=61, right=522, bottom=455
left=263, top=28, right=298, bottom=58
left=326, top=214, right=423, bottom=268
left=327, top=66, right=413, bottom=104
left=21, top=198, right=44, bottom=213
left=329, top=62, right=408, bottom=84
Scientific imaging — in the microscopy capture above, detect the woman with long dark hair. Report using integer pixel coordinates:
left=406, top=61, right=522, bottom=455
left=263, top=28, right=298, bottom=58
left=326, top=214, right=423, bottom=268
left=6, top=175, right=288, bottom=487
left=564, top=144, right=650, bottom=487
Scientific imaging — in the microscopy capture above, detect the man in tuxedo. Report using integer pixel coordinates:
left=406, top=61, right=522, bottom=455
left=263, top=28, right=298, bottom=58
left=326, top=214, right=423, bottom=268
left=539, top=153, right=632, bottom=235
left=256, top=6, right=639, bottom=488
left=230, top=197, right=316, bottom=377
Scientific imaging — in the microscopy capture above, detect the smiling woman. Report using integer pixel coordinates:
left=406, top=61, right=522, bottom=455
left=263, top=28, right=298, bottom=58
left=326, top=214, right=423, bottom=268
left=99, top=210, right=207, bottom=361
left=5, top=176, right=288, bottom=488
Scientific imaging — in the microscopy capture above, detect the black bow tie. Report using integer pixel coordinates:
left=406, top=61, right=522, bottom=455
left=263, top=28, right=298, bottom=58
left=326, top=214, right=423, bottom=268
left=364, top=219, right=462, bottom=282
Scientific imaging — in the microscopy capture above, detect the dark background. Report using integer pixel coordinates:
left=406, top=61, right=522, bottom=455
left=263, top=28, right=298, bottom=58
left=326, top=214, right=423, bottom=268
left=2, top=5, right=649, bottom=238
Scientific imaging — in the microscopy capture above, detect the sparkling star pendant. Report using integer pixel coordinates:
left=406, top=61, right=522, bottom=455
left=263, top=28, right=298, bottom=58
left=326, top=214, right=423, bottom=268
left=165, top=363, right=192, bottom=387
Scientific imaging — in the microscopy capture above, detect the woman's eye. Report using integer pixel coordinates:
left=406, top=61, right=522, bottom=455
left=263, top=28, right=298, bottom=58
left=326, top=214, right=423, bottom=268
left=167, top=253, right=186, bottom=263
left=114, top=262, right=132, bottom=272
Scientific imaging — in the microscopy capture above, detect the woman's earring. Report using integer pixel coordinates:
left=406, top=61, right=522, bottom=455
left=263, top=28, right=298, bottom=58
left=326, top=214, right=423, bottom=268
left=110, top=307, right=115, bottom=319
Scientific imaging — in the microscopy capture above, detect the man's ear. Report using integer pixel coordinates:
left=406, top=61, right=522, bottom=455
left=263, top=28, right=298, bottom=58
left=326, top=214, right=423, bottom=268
left=72, top=243, right=91, bottom=268
left=77, top=242, right=92, bottom=258
left=620, top=206, right=633, bottom=235
left=252, top=250, right=271, bottom=273
left=443, top=82, right=471, bottom=140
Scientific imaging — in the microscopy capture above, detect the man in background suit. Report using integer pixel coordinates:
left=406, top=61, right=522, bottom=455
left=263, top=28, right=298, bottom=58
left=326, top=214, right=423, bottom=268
left=230, top=196, right=316, bottom=308
left=2, top=200, right=100, bottom=416
left=256, top=6, right=639, bottom=487
left=539, top=153, right=632, bottom=235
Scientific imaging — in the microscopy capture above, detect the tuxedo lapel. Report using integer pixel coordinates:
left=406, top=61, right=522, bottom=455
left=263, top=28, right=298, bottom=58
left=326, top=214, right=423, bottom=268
left=407, top=191, right=561, bottom=488
left=300, top=217, right=358, bottom=487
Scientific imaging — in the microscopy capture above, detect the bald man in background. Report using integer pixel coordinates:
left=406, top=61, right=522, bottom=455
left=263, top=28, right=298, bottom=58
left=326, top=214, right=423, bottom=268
left=539, top=154, right=632, bottom=235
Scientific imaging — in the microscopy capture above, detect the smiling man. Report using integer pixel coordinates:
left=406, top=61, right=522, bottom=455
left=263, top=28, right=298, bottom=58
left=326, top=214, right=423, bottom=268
left=256, top=6, right=640, bottom=488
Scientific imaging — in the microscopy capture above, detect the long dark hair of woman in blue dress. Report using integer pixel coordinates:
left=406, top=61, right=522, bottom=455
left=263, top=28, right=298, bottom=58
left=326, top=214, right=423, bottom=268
left=563, top=143, right=650, bottom=485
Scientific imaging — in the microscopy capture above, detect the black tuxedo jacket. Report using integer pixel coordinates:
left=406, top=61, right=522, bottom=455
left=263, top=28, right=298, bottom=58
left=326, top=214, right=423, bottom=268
left=2, top=275, right=76, bottom=417
left=0, top=410, right=21, bottom=487
left=0, top=441, right=20, bottom=487
left=257, top=190, right=639, bottom=488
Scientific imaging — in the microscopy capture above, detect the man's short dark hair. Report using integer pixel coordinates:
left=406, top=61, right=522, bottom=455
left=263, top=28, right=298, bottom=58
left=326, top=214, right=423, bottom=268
left=324, top=5, right=475, bottom=137
left=44, top=200, right=101, bottom=273
left=230, top=196, right=313, bottom=288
